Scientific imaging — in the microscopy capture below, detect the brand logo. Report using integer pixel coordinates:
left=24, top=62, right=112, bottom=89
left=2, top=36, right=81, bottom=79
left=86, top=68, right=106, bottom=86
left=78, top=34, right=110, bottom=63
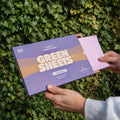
left=37, top=49, right=73, bottom=72
left=17, top=48, right=23, bottom=53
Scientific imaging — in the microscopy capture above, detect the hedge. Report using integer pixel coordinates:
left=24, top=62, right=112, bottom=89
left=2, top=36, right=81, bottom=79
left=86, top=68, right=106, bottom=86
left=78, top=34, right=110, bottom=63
left=0, top=0, right=120, bottom=119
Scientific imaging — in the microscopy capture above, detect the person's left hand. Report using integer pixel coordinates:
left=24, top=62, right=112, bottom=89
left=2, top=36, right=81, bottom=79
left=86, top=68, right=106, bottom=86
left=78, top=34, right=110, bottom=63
left=45, top=84, right=86, bottom=115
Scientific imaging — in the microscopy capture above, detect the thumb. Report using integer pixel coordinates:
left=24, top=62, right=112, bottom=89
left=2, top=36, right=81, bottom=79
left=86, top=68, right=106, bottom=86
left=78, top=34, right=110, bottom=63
left=98, top=56, right=117, bottom=63
left=47, top=84, right=65, bottom=95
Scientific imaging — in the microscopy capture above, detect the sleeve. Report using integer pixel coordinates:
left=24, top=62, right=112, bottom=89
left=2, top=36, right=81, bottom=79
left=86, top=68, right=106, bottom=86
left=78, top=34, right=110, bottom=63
left=85, top=97, right=120, bottom=120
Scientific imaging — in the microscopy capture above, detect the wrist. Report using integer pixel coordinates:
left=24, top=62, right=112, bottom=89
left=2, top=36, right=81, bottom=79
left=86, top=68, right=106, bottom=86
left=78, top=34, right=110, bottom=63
left=78, top=97, right=86, bottom=115
left=82, top=98, right=86, bottom=115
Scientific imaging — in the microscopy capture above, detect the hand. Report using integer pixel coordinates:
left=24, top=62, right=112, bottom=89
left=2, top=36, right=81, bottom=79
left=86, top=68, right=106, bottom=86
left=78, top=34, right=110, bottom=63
left=99, top=51, right=120, bottom=74
left=45, top=84, right=86, bottom=115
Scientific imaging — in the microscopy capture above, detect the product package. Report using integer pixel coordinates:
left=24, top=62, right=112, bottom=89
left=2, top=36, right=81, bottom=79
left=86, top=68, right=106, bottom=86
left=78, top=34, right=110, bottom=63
left=12, top=34, right=109, bottom=96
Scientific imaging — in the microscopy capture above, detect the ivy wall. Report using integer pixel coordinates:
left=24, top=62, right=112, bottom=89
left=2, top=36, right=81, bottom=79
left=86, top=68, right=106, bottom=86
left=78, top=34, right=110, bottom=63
left=0, top=0, right=120, bottom=119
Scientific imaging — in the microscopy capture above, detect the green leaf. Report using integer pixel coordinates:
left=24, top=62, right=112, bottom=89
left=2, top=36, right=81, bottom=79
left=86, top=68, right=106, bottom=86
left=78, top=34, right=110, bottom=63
left=0, top=49, right=8, bottom=56
left=115, top=45, right=120, bottom=50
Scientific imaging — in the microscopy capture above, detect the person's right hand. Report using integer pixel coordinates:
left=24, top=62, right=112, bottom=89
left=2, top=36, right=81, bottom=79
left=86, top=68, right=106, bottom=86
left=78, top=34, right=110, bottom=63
left=99, top=51, right=120, bottom=74
left=45, top=85, right=86, bottom=115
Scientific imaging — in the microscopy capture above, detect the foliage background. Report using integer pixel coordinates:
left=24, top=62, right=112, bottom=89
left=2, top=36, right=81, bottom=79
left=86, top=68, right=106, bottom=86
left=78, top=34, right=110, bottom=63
left=0, top=0, right=120, bottom=119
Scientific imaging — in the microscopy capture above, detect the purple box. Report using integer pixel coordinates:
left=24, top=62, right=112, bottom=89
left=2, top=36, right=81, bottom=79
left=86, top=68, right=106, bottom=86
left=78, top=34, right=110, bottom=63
left=12, top=35, right=109, bottom=96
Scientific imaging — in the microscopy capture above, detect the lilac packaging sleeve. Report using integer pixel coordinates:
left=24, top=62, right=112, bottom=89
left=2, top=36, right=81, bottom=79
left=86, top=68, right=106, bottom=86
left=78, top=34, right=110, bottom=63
left=12, top=35, right=109, bottom=96
left=78, top=35, right=109, bottom=71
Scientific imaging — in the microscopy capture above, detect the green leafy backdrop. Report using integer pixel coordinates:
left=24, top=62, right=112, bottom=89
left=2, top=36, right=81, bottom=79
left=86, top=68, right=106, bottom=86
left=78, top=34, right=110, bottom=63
left=0, top=0, right=120, bottom=119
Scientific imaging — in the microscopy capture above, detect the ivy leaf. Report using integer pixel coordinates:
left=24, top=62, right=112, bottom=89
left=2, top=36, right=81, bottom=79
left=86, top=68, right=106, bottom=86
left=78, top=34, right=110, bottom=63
left=115, top=45, right=120, bottom=50
left=0, top=49, right=8, bottom=56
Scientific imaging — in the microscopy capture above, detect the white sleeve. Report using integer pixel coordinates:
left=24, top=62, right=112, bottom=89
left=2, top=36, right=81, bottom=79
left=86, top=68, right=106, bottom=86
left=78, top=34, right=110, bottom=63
left=85, top=97, right=120, bottom=120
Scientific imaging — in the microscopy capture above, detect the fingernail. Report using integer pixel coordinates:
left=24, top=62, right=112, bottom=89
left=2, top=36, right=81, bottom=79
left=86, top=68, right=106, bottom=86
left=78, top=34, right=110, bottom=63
left=48, top=84, right=53, bottom=90
left=98, top=57, right=104, bottom=61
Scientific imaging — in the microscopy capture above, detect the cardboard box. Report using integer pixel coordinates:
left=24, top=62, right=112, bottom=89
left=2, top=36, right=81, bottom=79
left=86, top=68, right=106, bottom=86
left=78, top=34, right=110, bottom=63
left=12, top=34, right=109, bottom=96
